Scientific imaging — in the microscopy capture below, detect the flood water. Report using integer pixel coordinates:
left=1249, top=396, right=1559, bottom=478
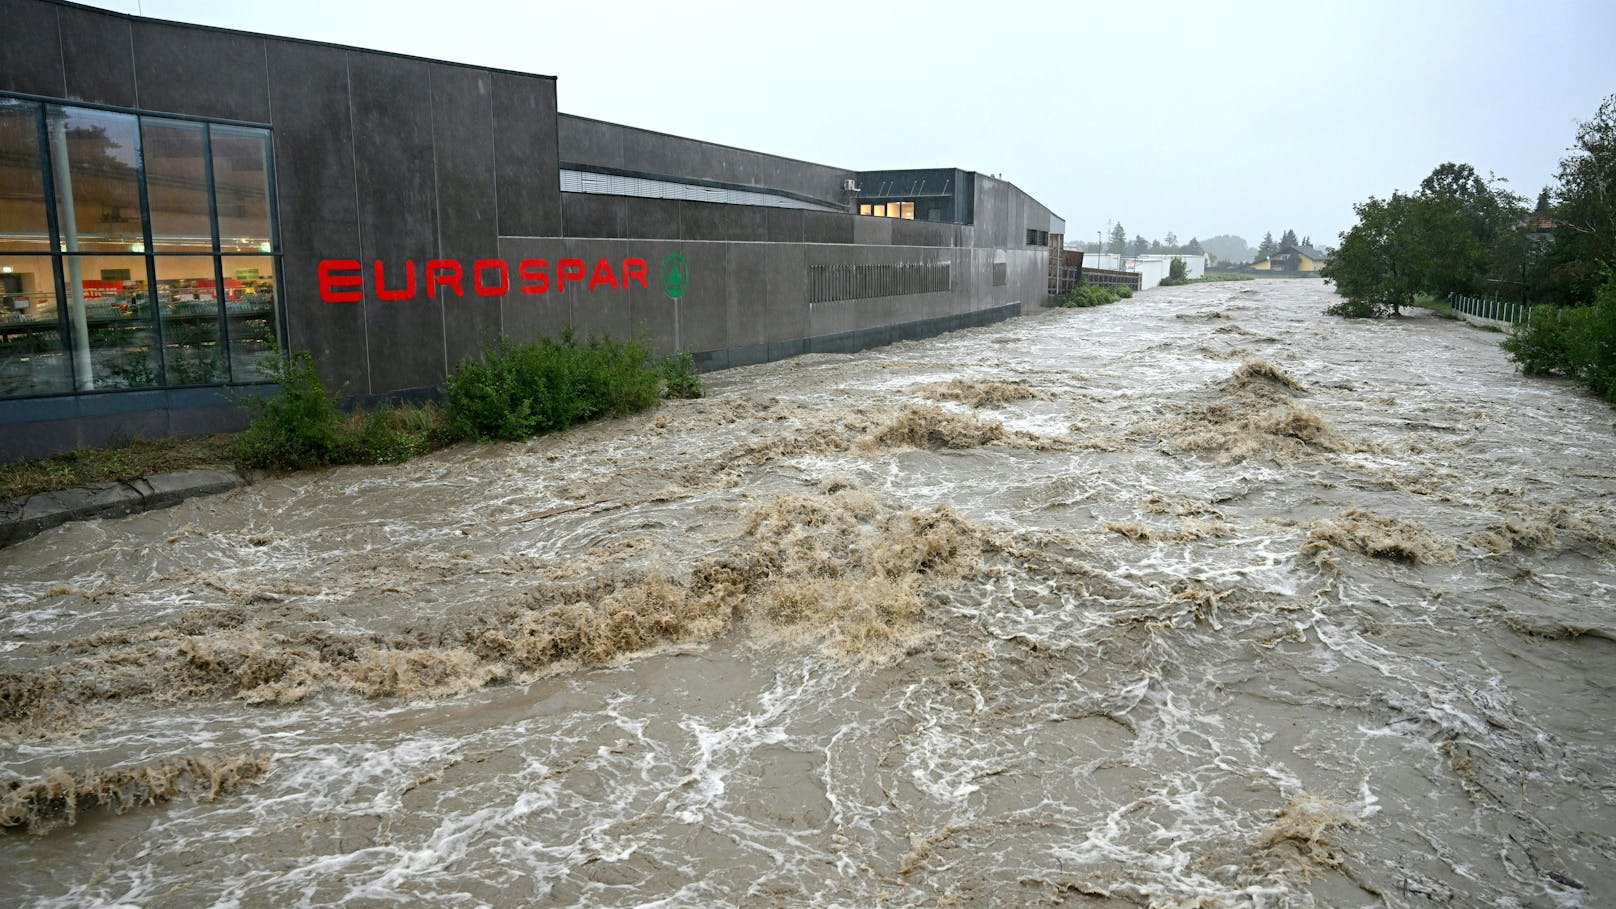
left=4, top=279, right=1615, bottom=907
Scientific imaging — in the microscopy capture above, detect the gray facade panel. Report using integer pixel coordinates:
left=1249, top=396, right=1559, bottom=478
left=681, top=200, right=766, bottom=242
left=562, top=193, right=625, bottom=239
left=495, top=238, right=571, bottom=344
left=130, top=19, right=270, bottom=121
left=350, top=52, right=442, bottom=393
left=266, top=39, right=367, bottom=394
left=726, top=245, right=768, bottom=348
left=492, top=72, right=561, bottom=237
left=58, top=5, right=137, bottom=107
left=431, top=63, right=501, bottom=367
left=0, top=0, right=65, bottom=96
left=624, top=197, right=682, bottom=240
left=803, top=210, right=854, bottom=245
left=559, top=114, right=853, bottom=208
left=766, top=209, right=804, bottom=243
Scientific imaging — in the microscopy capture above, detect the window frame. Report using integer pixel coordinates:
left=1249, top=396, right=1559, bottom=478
left=0, top=91, right=284, bottom=399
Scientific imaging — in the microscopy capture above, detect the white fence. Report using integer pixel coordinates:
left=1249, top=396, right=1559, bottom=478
left=1450, top=293, right=1529, bottom=327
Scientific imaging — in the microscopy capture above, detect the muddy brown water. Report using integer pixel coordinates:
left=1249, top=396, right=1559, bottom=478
left=3, top=279, right=1614, bottom=907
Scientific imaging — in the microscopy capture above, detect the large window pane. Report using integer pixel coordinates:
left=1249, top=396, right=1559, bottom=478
left=143, top=119, right=213, bottom=252
left=155, top=256, right=224, bottom=385
left=63, top=254, right=158, bottom=389
left=0, top=100, right=51, bottom=253
left=211, top=126, right=272, bottom=253
left=47, top=107, right=145, bottom=254
left=221, top=255, right=278, bottom=380
left=0, top=255, right=70, bottom=396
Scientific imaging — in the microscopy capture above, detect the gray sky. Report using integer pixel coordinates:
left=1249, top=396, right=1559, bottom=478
left=84, top=0, right=1616, bottom=251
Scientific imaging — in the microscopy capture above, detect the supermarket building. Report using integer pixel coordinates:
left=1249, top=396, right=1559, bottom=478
left=0, top=0, right=1064, bottom=461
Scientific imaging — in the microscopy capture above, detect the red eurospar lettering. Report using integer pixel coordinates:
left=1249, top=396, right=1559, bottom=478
left=318, top=256, right=651, bottom=303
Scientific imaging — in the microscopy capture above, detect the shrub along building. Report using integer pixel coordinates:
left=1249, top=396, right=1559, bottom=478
left=0, top=0, right=1064, bottom=462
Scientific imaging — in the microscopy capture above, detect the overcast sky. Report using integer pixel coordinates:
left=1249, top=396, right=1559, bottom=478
left=83, top=0, right=1616, bottom=251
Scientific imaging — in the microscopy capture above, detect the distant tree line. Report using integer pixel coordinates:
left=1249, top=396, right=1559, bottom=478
left=1324, top=93, right=1616, bottom=403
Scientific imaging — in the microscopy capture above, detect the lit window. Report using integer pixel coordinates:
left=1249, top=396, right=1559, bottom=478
left=0, top=99, right=281, bottom=398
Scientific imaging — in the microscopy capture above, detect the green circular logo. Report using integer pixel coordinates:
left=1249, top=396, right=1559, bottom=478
left=662, top=252, right=688, bottom=299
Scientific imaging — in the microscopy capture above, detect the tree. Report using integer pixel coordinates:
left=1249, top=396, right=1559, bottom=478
left=1185, top=237, right=1204, bottom=256
left=1109, top=223, right=1128, bottom=255
left=1322, top=177, right=1502, bottom=317
left=1255, top=232, right=1276, bottom=261
left=1280, top=228, right=1299, bottom=248
left=1301, top=235, right=1312, bottom=248
left=1202, top=235, right=1252, bottom=263
left=1149, top=239, right=1165, bottom=253
left=1553, top=93, right=1616, bottom=297
left=1164, top=231, right=1178, bottom=250
left=1131, top=234, right=1150, bottom=257
left=1321, top=194, right=1425, bottom=316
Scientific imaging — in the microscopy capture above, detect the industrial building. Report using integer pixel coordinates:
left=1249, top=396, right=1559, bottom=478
left=0, top=0, right=1063, bottom=461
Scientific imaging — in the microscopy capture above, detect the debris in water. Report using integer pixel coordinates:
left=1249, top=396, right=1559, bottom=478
left=1, top=752, right=270, bottom=835
left=916, top=378, right=1050, bottom=408
left=1302, top=509, right=1457, bottom=565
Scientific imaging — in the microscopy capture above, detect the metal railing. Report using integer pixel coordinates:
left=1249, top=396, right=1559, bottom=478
left=1449, top=293, right=1530, bottom=326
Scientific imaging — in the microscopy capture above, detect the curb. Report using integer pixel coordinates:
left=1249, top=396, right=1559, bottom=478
left=0, top=469, right=247, bottom=548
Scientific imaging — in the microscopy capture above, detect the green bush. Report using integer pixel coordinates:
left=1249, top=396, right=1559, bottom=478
left=235, top=351, right=344, bottom=469
left=1050, top=283, right=1125, bottom=308
left=1160, top=257, right=1191, bottom=286
left=1114, top=285, right=1135, bottom=299
left=339, top=403, right=458, bottom=464
left=660, top=352, right=703, bottom=399
left=1504, top=273, right=1616, bottom=402
left=446, top=332, right=663, bottom=441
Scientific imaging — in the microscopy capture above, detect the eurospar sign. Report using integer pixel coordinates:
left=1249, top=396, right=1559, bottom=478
left=317, top=253, right=689, bottom=301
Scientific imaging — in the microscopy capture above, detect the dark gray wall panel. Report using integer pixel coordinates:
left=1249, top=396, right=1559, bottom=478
left=763, top=244, right=807, bottom=342
left=266, top=39, right=367, bottom=393
left=492, top=72, right=560, bottom=237
left=674, top=244, right=730, bottom=354
left=559, top=114, right=854, bottom=207
left=681, top=200, right=765, bottom=242
left=131, top=20, right=269, bottom=121
left=802, top=210, right=853, bottom=244
left=496, top=238, right=570, bottom=343
left=431, top=63, right=500, bottom=366
left=726, top=245, right=768, bottom=348
left=766, top=209, right=803, bottom=243
left=623, top=197, right=681, bottom=240
left=349, top=52, right=442, bottom=392
left=562, top=193, right=624, bottom=239
left=556, top=115, right=623, bottom=169
left=58, top=5, right=136, bottom=108
left=1, top=0, right=65, bottom=97
left=563, top=240, right=633, bottom=344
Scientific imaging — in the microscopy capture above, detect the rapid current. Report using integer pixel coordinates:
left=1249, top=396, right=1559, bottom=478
left=3, top=279, right=1614, bottom=907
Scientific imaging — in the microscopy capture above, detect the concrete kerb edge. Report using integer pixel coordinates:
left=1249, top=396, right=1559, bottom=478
left=0, top=468, right=247, bottom=548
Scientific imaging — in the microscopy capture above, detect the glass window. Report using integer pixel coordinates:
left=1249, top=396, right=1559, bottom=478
left=900, top=202, right=914, bottom=220
left=0, top=105, right=278, bottom=399
left=0, top=100, right=51, bottom=253
left=211, top=126, right=273, bottom=253
left=155, top=256, right=224, bottom=385
left=873, top=204, right=886, bottom=218
left=0, top=255, right=70, bottom=395
left=142, top=119, right=213, bottom=252
left=48, top=107, right=144, bottom=254
left=221, top=255, right=278, bottom=381
left=61, top=254, right=158, bottom=389
left=858, top=203, right=872, bottom=216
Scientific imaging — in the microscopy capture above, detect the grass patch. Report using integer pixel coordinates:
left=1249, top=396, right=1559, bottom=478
left=1408, top=293, right=1457, bottom=319
left=1, top=434, right=236, bottom=500
left=1193, top=273, right=1256, bottom=283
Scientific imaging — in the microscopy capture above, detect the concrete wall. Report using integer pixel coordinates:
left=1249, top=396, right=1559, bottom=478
left=559, top=114, right=854, bottom=209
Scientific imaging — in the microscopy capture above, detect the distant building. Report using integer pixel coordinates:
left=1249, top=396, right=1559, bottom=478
left=1080, top=253, right=1207, bottom=289
left=1252, top=243, right=1329, bottom=273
